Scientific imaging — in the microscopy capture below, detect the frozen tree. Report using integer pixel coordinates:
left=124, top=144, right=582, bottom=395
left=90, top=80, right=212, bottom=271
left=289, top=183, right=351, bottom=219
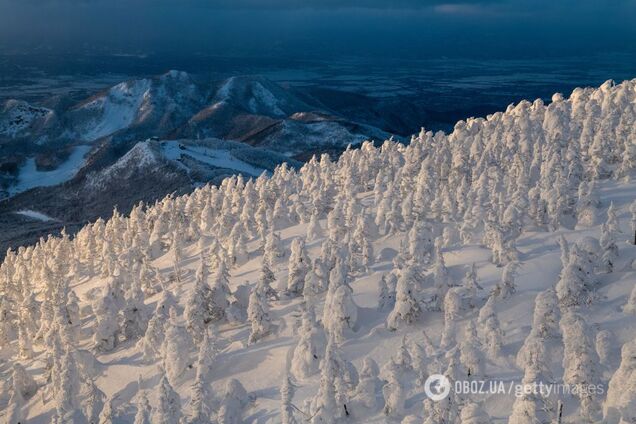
left=556, top=245, right=589, bottom=310
left=377, top=273, right=396, bottom=312
left=122, top=283, right=148, bottom=342
left=325, top=285, right=358, bottom=344
left=184, top=257, right=214, bottom=344
left=462, top=263, right=483, bottom=308
left=17, top=321, right=33, bottom=360
left=557, top=235, right=570, bottom=271
left=55, top=349, right=85, bottom=423
left=228, top=222, right=249, bottom=266
left=560, top=311, right=601, bottom=422
left=409, top=341, right=428, bottom=386
left=247, top=287, right=272, bottom=344
left=508, top=353, right=554, bottom=424
left=306, top=211, right=323, bottom=241
left=603, top=339, right=636, bottom=424
left=459, top=321, right=485, bottom=378
left=83, top=378, right=106, bottom=424
left=432, top=243, right=452, bottom=310
left=209, top=258, right=232, bottom=322
left=163, top=307, right=194, bottom=383
left=441, top=287, right=463, bottom=349
left=92, top=285, right=120, bottom=352
left=606, top=201, right=620, bottom=234
left=257, top=258, right=279, bottom=302
left=273, top=198, right=292, bottom=230
left=596, top=329, right=616, bottom=367
left=264, top=229, right=284, bottom=265
left=291, top=308, right=327, bottom=379
left=477, top=296, right=504, bottom=360
left=11, top=363, right=37, bottom=400
left=155, top=372, right=182, bottom=424
left=460, top=402, right=490, bottom=424
left=493, top=261, right=517, bottom=300
left=4, top=385, right=25, bottom=424
left=382, top=362, right=405, bottom=417
left=140, top=307, right=167, bottom=362
left=280, top=372, right=299, bottom=424
left=631, top=199, right=636, bottom=245
left=387, top=265, right=421, bottom=330
left=310, top=336, right=357, bottom=421
left=624, top=284, right=636, bottom=314
left=600, top=223, right=618, bottom=273
left=355, top=357, right=382, bottom=410
left=217, top=379, right=249, bottom=424
left=134, top=390, right=152, bottom=424
left=517, top=288, right=560, bottom=368
left=189, top=329, right=217, bottom=424
left=287, top=238, right=310, bottom=295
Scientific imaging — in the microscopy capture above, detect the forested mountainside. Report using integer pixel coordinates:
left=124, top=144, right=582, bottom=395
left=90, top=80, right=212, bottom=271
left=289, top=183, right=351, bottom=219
left=0, top=79, right=635, bottom=423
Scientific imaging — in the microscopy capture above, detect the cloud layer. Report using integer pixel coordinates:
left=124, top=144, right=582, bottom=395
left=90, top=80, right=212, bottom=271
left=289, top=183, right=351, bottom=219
left=0, top=0, right=634, bottom=58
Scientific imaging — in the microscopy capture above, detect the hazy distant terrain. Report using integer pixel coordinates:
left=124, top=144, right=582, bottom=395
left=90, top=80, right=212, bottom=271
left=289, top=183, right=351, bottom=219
left=1, top=52, right=635, bottom=254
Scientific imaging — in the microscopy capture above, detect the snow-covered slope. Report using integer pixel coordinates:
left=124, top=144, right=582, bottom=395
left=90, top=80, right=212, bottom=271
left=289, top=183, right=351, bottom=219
left=0, top=100, right=56, bottom=140
left=1, top=78, right=636, bottom=424
left=68, top=71, right=205, bottom=142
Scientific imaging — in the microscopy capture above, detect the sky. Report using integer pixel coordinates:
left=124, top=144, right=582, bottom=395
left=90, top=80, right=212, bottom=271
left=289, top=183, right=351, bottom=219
left=0, top=0, right=635, bottom=59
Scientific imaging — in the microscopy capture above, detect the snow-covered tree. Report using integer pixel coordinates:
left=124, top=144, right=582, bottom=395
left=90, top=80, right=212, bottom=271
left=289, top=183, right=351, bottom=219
left=280, top=372, right=299, bottom=424
left=477, top=296, right=504, bottom=360
left=462, top=263, right=483, bottom=307
left=11, top=363, right=37, bottom=400
left=600, top=223, right=618, bottom=273
left=189, top=329, right=217, bottom=424
left=155, top=371, right=182, bottom=424
left=162, top=307, right=194, bottom=383
left=460, top=402, right=490, bottom=424
left=556, top=245, right=590, bottom=310
left=377, top=273, right=396, bottom=312
left=596, top=329, right=616, bottom=367
left=459, top=321, right=485, bottom=378
left=324, top=285, right=358, bottom=344
left=603, top=339, right=636, bottom=424
left=217, top=379, right=249, bottom=424
left=606, top=201, right=621, bottom=234
left=560, top=311, right=601, bottom=422
left=92, top=284, right=120, bottom=352
left=508, top=352, right=554, bottom=424
left=209, top=257, right=232, bottom=322
left=82, top=378, right=106, bottom=424
left=382, top=361, right=405, bottom=417
left=624, top=283, right=636, bottom=314
left=306, top=211, right=323, bottom=241
left=441, top=287, right=463, bottom=349
left=247, top=287, right=272, bottom=344
left=287, top=238, right=310, bottom=295
left=4, top=385, right=25, bottom=424
left=291, top=308, right=327, bottom=379
left=134, top=389, right=152, bottom=424
left=184, top=257, right=214, bottom=344
left=493, top=261, right=517, bottom=300
left=355, top=357, right=382, bottom=410
left=386, top=264, right=421, bottom=330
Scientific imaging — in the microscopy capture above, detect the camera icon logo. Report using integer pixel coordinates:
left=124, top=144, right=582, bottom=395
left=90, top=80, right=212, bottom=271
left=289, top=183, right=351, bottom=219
left=424, top=374, right=451, bottom=401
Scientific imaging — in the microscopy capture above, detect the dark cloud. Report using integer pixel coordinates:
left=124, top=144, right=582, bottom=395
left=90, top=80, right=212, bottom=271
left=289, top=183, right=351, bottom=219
left=0, top=0, right=634, bottom=58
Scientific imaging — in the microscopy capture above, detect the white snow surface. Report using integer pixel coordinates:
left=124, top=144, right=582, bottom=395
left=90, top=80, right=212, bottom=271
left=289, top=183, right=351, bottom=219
left=7, top=178, right=636, bottom=423
left=15, top=210, right=56, bottom=222
left=75, top=79, right=152, bottom=142
left=161, top=140, right=265, bottom=176
left=8, top=144, right=92, bottom=196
